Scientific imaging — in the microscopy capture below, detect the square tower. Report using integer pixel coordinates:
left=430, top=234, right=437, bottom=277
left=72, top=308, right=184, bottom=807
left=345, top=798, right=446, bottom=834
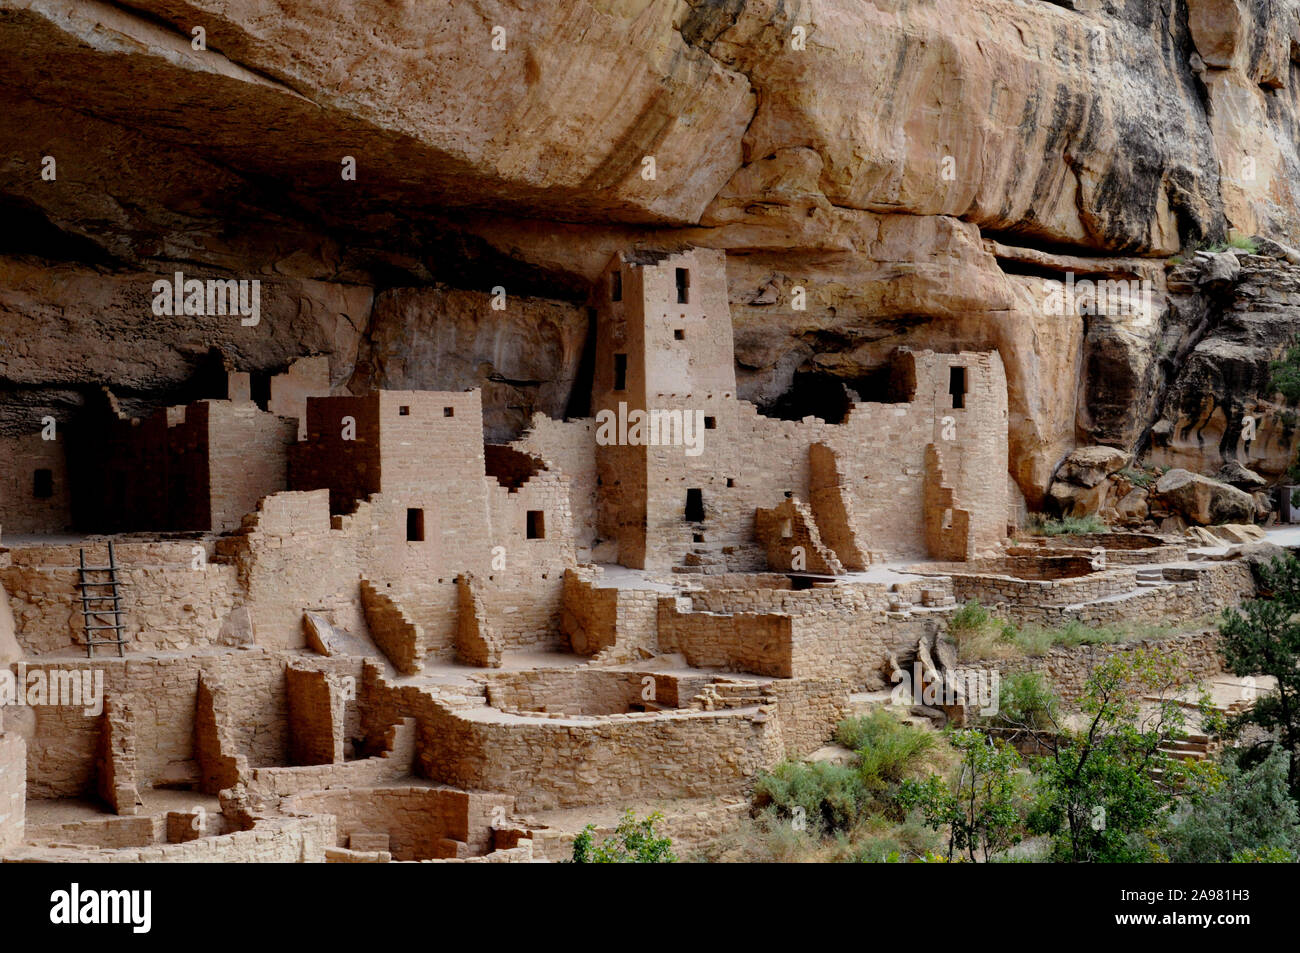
left=591, top=247, right=740, bottom=569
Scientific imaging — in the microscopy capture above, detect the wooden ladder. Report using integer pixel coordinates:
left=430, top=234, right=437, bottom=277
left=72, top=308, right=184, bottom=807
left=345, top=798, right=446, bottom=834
left=78, top=541, right=128, bottom=657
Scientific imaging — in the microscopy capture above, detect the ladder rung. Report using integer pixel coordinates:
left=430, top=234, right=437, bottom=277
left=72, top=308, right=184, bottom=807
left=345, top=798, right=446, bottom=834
left=81, top=545, right=127, bottom=658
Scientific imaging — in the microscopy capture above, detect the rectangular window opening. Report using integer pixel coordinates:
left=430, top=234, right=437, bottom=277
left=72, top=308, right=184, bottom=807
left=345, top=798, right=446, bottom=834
left=674, top=328, right=685, bottom=340
left=704, top=416, right=716, bottom=430
left=406, top=508, right=425, bottom=542
left=675, top=267, right=690, bottom=304
left=610, top=271, right=622, bottom=302
left=33, top=468, right=54, bottom=499
left=685, top=487, right=704, bottom=522
left=399, top=405, right=410, bottom=416
left=613, top=353, right=628, bottom=392
left=443, top=406, right=454, bottom=417
left=949, top=366, right=967, bottom=410
left=526, top=510, right=545, bottom=539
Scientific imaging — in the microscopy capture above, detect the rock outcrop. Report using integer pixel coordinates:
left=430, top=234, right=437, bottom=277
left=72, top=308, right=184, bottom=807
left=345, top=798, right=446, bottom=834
left=7, top=0, right=1300, bottom=505
left=1156, top=468, right=1257, bottom=526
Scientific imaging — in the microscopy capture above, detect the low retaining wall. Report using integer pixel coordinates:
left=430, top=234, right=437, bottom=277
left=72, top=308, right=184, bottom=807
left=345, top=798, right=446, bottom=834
left=992, top=628, right=1224, bottom=705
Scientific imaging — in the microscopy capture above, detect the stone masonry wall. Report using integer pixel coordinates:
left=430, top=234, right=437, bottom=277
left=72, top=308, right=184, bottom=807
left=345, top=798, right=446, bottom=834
left=2, top=538, right=242, bottom=655
left=992, top=628, right=1226, bottom=705
left=21, top=650, right=361, bottom=799
left=282, top=786, right=511, bottom=859
left=0, top=728, right=24, bottom=853
left=0, top=434, right=71, bottom=535
left=361, top=664, right=786, bottom=812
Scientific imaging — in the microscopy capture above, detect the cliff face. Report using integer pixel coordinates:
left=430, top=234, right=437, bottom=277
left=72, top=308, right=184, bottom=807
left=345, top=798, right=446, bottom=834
left=5, top=0, right=1300, bottom=504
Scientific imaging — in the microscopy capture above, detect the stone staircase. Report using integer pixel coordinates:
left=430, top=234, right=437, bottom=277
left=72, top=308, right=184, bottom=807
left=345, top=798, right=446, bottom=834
left=1158, top=733, right=1212, bottom=762
left=672, top=528, right=738, bottom=575
left=1135, top=568, right=1165, bottom=588
left=691, top=679, right=772, bottom=711
left=1150, top=732, right=1213, bottom=783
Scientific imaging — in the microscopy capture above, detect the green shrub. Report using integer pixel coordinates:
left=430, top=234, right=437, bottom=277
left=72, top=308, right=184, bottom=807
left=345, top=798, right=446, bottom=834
left=947, top=599, right=991, bottom=632
left=835, top=710, right=937, bottom=796
left=1163, top=749, right=1300, bottom=863
left=1025, top=514, right=1108, bottom=537
left=1117, top=466, right=1154, bottom=489
left=752, top=761, right=869, bottom=835
left=898, top=729, right=1026, bottom=862
left=755, top=713, right=939, bottom=835
left=947, top=600, right=1022, bottom=661
left=1231, top=846, right=1297, bottom=863
left=983, top=671, right=1059, bottom=732
left=571, top=810, right=677, bottom=863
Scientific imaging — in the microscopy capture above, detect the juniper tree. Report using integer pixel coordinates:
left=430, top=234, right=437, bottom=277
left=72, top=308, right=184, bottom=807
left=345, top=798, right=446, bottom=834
left=1218, top=555, right=1300, bottom=795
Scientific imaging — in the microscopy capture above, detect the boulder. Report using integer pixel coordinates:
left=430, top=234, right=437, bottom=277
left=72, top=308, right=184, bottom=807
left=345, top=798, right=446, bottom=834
left=1185, top=526, right=1222, bottom=546
left=1161, top=514, right=1189, bottom=534
left=1208, top=524, right=1255, bottom=544
left=807, top=744, right=856, bottom=766
left=1155, top=468, right=1256, bottom=525
left=1115, top=488, right=1150, bottom=523
left=1056, top=445, right=1130, bottom=489
left=1217, top=541, right=1289, bottom=583
left=1196, top=252, right=1241, bottom=291
left=1216, top=460, right=1267, bottom=490
left=1252, top=236, right=1300, bottom=264
left=1049, top=479, right=1109, bottom=517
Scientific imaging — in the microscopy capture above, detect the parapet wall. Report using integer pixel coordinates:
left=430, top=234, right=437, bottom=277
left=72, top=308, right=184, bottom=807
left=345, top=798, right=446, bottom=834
left=947, top=566, right=1139, bottom=607
left=976, top=561, right=1256, bottom=628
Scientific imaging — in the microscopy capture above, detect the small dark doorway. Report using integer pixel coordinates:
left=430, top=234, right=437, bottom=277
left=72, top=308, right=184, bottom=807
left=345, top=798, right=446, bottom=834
left=33, top=468, right=54, bottom=499
left=250, top=370, right=273, bottom=411
left=613, top=353, right=628, bottom=391
left=684, top=488, right=704, bottom=522
left=949, top=366, right=967, bottom=410
left=676, top=268, right=690, bottom=304
left=406, top=508, right=425, bottom=542
left=526, top=510, right=545, bottom=539
left=610, top=271, right=622, bottom=302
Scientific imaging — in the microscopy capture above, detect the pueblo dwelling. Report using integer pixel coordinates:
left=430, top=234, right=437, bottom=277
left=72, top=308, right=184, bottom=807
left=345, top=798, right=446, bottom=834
left=0, top=248, right=1256, bottom=862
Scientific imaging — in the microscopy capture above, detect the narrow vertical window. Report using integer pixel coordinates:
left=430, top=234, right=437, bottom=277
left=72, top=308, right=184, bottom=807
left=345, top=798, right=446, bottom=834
left=949, top=366, right=967, bottom=410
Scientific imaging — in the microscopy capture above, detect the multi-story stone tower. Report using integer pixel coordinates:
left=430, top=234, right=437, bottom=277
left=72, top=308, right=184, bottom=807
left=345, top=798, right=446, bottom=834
left=591, top=247, right=740, bottom=570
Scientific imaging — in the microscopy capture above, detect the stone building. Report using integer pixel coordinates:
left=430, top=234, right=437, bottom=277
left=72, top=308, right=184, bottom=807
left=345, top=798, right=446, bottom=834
left=582, top=246, right=1010, bottom=572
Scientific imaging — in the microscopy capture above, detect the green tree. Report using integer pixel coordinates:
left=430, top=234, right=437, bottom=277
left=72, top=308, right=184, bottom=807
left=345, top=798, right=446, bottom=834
left=571, top=810, right=677, bottom=863
left=1026, top=650, right=1196, bottom=862
left=899, top=729, right=1024, bottom=862
left=1270, top=340, right=1300, bottom=404
left=1218, top=554, right=1300, bottom=795
left=1164, top=748, right=1300, bottom=862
